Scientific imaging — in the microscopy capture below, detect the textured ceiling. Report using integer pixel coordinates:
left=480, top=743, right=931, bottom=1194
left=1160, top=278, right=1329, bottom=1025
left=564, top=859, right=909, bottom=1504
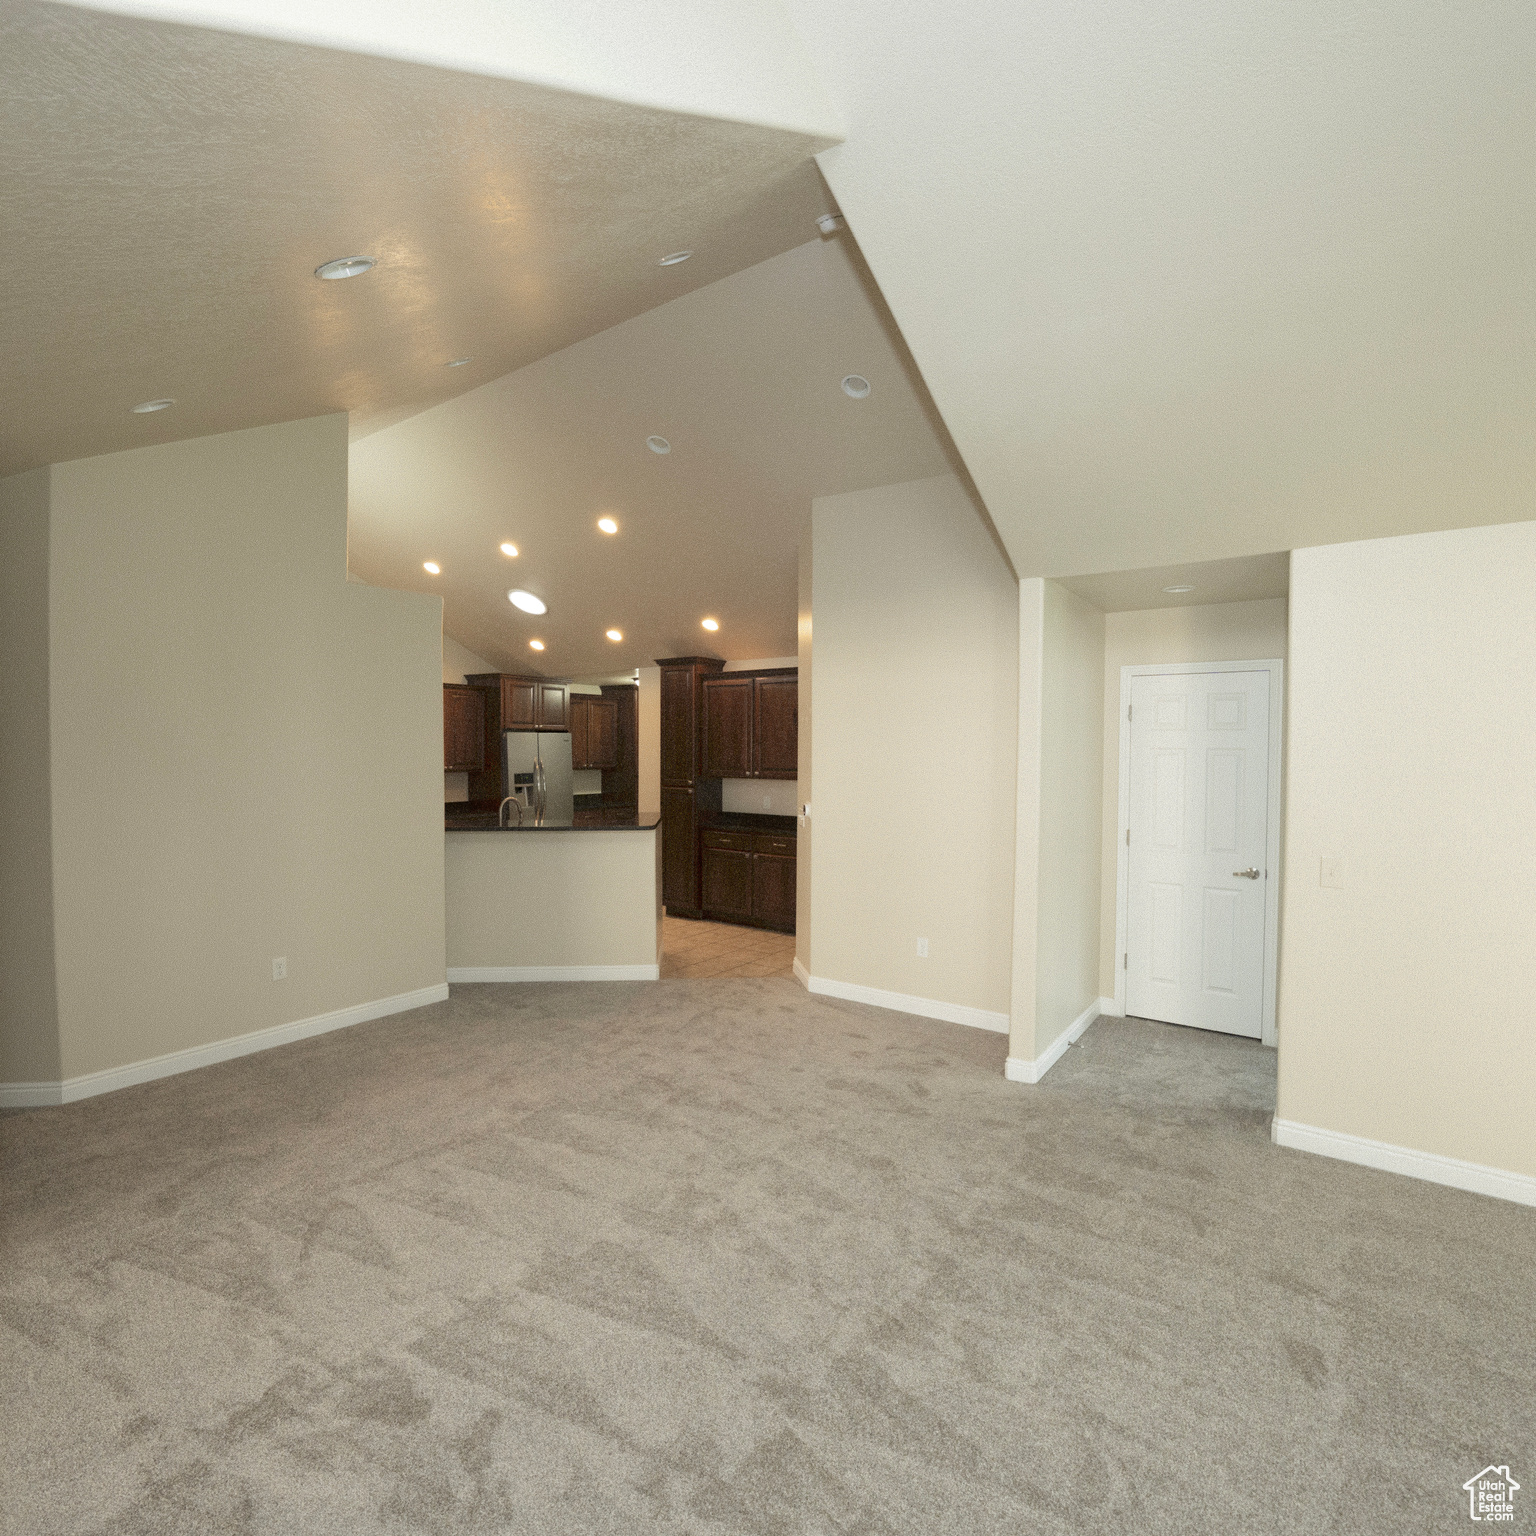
left=347, top=235, right=955, bottom=675
left=0, top=1, right=836, bottom=476
left=1057, top=552, right=1289, bottom=614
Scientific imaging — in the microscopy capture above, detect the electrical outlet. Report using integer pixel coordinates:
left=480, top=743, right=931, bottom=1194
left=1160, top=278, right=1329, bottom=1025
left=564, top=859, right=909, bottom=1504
left=272, top=956, right=288, bottom=981
left=916, top=937, right=928, bottom=958
left=762, top=794, right=771, bottom=809
left=1319, top=856, right=1345, bottom=889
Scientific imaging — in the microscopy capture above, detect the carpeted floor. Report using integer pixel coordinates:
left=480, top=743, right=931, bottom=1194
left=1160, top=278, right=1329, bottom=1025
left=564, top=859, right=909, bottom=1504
left=2, top=983, right=1531, bottom=1535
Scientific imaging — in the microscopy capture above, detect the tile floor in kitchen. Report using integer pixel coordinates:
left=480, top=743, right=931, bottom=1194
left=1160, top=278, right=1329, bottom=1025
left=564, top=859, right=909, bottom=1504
left=659, top=913, right=796, bottom=979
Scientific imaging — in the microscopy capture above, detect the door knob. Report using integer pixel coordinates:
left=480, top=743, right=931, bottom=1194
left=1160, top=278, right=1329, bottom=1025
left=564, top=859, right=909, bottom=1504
left=1234, top=868, right=1262, bottom=879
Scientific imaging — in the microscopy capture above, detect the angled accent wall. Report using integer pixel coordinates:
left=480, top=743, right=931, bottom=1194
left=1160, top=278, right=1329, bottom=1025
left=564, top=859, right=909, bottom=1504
left=1, top=415, right=446, bottom=1097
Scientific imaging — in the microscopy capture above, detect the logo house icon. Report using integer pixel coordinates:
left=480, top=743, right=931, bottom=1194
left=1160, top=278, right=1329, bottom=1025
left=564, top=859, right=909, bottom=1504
left=1464, top=1466, right=1520, bottom=1522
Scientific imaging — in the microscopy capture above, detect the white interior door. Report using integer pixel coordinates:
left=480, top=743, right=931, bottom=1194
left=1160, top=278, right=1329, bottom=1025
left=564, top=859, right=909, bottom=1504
left=1125, top=670, right=1270, bottom=1038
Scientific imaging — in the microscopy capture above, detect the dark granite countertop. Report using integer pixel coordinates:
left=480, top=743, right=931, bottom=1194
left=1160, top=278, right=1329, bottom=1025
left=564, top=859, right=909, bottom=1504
left=701, top=812, right=798, bottom=836
left=446, top=809, right=662, bottom=832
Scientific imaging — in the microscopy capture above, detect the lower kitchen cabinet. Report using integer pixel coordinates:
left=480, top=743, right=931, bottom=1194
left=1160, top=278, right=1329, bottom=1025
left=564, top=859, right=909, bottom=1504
left=702, top=846, right=754, bottom=923
left=751, top=852, right=796, bottom=930
left=700, top=829, right=796, bottom=933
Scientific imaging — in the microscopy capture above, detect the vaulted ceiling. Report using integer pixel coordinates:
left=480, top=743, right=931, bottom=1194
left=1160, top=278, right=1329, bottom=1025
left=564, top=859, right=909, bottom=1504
left=0, top=0, right=835, bottom=476
left=347, top=235, right=954, bottom=674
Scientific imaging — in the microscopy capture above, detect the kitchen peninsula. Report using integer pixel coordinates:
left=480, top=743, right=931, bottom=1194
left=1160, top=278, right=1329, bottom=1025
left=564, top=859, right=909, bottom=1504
left=444, top=672, right=658, bottom=980
left=444, top=812, right=662, bottom=981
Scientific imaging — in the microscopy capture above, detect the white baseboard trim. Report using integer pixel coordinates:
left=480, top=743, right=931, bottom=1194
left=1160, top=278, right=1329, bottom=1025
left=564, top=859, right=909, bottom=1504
left=803, top=973, right=1008, bottom=1034
left=0, top=982, right=450, bottom=1109
left=1004, top=998, right=1102, bottom=1085
left=1271, top=1119, right=1536, bottom=1208
left=1096, top=994, right=1124, bottom=1018
left=792, top=957, right=810, bottom=988
left=446, top=965, right=659, bottom=983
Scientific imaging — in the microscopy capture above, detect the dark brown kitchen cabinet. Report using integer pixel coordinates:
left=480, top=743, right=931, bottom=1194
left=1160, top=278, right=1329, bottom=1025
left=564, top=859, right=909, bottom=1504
left=701, top=845, right=754, bottom=923
left=571, top=694, right=618, bottom=771
left=537, top=683, right=568, bottom=731
left=701, top=677, right=753, bottom=777
left=701, top=672, right=798, bottom=780
left=465, top=674, right=567, bottom=732
left=661, top=785, right=701, bottom=913
left=700, top=829, right=796, bottom=933
left=752, top=848, right=797, bottom=930
left=657, top=658, right=725, bottom=917
left=754, top=677, right=798, bottom=778
left=443, top=685, right=486, bottom=772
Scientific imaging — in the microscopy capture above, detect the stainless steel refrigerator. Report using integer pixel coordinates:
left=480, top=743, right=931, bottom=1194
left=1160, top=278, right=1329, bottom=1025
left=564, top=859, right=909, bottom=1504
left=502, top=730, right=574, bottom=824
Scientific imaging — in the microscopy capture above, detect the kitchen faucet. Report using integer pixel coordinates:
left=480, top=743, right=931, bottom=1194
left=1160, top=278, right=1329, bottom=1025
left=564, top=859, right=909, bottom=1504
left=498, top=795, right=523, bottom=828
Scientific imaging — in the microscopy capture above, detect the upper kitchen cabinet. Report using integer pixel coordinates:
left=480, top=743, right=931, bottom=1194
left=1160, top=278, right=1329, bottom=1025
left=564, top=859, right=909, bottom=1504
left=701, top=671, right=798, bottom=780
left=443, top=685, right=487, bottom=772
left=701, top=677, right=752, bottom=778
left=754, top=676, right=798, bottom=777
left=537, top=683, right=568, bottom=731
left=570, top=693, right=618, bottom=771
left=465, top=674, right=569, bottom=732
left=658, top=657, right=725, bottom=784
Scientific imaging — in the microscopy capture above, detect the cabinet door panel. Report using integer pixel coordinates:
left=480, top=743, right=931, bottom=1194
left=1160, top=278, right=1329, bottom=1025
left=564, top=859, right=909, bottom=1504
left=503, top=680, right=537, bottom=730
left=587, top=697, right=618, bottom=769
left=660, top=785, right=698, bottom=912
left=752, top=854, right=797, bottom=931
left=704, top=848, right=755, bottom=923
left=569, top=695, right=589, bottom=768
left=753, top=677, right=798, bottom=779
left=661, top=668, right=697, bottom=783
left=443, top=686, right=485, bottom=772
left=702, top=678, right=753, bottom=778
left=537, top=684, right=568, bottom=731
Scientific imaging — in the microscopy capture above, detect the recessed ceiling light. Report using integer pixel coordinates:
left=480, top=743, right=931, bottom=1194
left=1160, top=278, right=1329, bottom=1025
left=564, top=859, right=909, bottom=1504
left=842, top=374, right=872, bottom=399
left=315, top=256, right=374, bottom=280
left=597, top=517, right=618, bottom=534
left=446, top=357, right=472, bottom=367
left=816, top=213, right=845, bottom=236
left=646, top=436, right=671, bottom=454
left=606, top=629, right=623, bottom=642
left=131, top=398, right=174, bottom=413
left=658, top=251, right=692, bottom=266
left=529, top=639, right=545, bottom=651
left=1162, top=584, right=1196, bottom=594
left=500, top=542, right=519, bottom=558
left=423, top=561, right=440, bottom=574
left=701, top=617, right=719, bottom=632
left=509, top=590, right=547, bottom=615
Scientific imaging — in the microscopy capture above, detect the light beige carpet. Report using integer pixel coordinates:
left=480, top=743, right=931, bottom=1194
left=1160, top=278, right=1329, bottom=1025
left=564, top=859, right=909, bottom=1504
left=2, top=983, right=1531, bottom=1535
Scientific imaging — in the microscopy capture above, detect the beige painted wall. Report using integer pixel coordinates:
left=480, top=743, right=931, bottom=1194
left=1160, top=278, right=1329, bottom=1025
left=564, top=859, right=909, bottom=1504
left=0, top=467, right=61, bottom=1082
left=42, top=415, right=445, bottom=1081
left=795, top=528, right=813, bottom=966
left=442, top=632, right=492, bottom=685
left=445, top=830, right=660, bottom=971
left=1277, top=523, right=1536, bottom=1179
left=1009, top=579, right=1104, bottom=1064
left=809, top=475, right=1017, bottom=1015
left=636, top=666, right=661, bottom=816
left=1034, top=582, right=1104, bottom=1055
left=1098, top=599, right=1289, bottom=994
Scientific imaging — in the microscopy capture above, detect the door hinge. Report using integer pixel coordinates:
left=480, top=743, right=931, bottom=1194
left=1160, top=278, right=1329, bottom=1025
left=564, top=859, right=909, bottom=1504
left=1123, top=952, right=1128, bottom=969
left=1126, top=828, right=1131, bottom=845
left=1127, top=703, right=1132, bottom=721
